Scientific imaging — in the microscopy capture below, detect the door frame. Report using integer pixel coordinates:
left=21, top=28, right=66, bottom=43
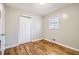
left=0, top=3, right=5, bottom=55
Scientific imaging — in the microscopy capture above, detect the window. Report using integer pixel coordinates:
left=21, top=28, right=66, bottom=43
left=49, top=16, right=60, bottom=30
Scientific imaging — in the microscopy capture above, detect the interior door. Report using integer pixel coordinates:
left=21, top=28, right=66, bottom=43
left=18, top=16, right=31, bottom=44
left=0, top=4, right=5, bottom=54
left=0, top=9, right=2, bottom=51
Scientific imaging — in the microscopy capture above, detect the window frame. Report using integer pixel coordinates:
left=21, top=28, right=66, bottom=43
left=48, top=16, right=60, bottom=30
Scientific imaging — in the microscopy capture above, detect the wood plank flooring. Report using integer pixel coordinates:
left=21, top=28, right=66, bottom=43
left=0, top=51, right=1, bottom=55
left=4, top=39, right=79, bottom=55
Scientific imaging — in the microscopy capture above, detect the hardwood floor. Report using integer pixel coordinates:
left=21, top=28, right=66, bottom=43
left=0, top=51, right=1, bottom=55
left=4, top=39, right=79, bottom=55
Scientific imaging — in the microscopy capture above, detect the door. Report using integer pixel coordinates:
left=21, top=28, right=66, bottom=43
left=0, top=4, right=5, bottom=54
left=0, top=8, right=2, bottom=51
left=18, top=16, right=31, bottom=44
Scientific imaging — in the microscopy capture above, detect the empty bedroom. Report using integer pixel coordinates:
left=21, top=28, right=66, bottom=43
left=0, top=3, right=79, bottom=55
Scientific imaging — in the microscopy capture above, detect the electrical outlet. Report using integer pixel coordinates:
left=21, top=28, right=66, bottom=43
left=52, top=38, right=56, bottom=41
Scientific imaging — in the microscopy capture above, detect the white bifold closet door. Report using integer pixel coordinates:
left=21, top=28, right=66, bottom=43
left=18, top=16, right=31, bottom=44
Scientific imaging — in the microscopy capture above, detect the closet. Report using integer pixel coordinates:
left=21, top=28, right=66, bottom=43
left=18, top=16, right=31, bottom=44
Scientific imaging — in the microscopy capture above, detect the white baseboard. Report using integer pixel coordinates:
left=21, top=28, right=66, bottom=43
left=32, top=38, right=79, bottom=52
left=5, top=44, right=19, bottom=49
left=5, top=41, right=33, bottom=49
left=44, top=39, right=79, bottom=52
left=31, top=39, right=42, bottom=42
left=5, top=39, right=42, bottom=49
left=5, top=38, right=79, bottom=52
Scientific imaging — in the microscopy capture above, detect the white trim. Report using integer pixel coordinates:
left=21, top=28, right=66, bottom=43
left=5, top=40, right=32, bottom=49
left=5, top=39, right=42, bottom=49
left=31, top=39, right=42, bottom=42
left=32, top=38, right=79, bottom=52
left=5, top=44, right=19, bottom=49
left=45, top=39, right=79, bottom=52
left=5, top=38, right=79, bottom=52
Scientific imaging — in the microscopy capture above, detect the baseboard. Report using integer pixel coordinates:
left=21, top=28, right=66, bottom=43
left=5, top=44, right=19, bottom=49
left=44, top=39, right=79, bottom=52
left=5, top=38, right=79, bottom=52
left=31, top=39, right=42, bottom=42
left=5, top=39, right=42, bottom=49
left=32, top=38, right=79, bottom=52
left=5, top=41, right=33, bottom=49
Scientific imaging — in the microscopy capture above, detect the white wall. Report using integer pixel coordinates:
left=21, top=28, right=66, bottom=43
left=43, top=4, right=79, bottom=49
left=5, top=4, right=79, bottom=50
left=5, top=6, right=43, bottom=47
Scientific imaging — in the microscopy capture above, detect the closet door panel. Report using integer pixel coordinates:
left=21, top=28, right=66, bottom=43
left=18, top=16, right=31, bottom=44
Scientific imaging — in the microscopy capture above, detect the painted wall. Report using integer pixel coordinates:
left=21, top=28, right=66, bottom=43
left=5, top=6, right=43, bottom=47
left=5, top=4, right=79, bottom=50
left=43, top=4, right=79, bottom=49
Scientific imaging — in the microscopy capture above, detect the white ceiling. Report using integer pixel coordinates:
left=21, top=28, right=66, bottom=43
left=5, top=3, right=72, bottom=16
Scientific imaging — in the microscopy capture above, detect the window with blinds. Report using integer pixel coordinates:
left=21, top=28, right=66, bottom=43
left=49, top=16, right=60, bottom=30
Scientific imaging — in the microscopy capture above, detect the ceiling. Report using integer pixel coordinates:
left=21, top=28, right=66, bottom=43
left=5, top=3, right=72, bottom=16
